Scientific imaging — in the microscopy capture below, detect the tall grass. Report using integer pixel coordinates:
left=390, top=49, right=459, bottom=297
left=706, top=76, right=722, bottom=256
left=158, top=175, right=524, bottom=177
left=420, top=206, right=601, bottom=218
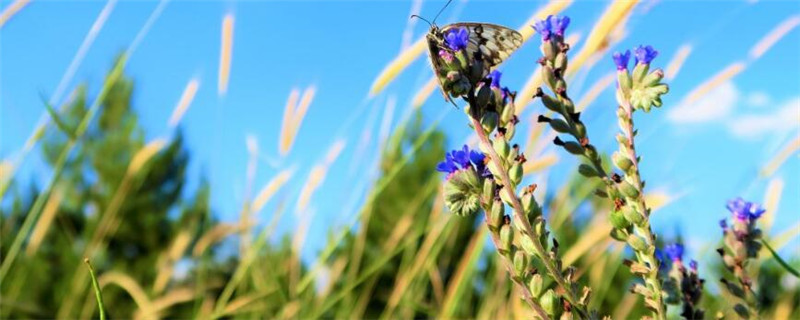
left=1, top=1, right=798, bottom=319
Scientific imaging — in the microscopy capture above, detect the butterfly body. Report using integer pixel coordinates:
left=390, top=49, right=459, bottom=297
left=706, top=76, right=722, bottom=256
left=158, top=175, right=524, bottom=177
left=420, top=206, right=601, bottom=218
left=425, top=23, right=523, bottom=103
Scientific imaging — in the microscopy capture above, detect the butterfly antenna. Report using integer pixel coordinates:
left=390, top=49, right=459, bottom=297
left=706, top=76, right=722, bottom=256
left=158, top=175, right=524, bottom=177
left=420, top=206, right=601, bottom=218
left=432, top=0, right=454, bottom=24
left=410, top=14, right=433, bottom=28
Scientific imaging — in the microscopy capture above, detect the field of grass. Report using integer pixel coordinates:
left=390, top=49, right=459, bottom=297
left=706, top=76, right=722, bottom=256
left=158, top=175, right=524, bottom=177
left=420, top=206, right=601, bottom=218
left=1, top=1, right=798, bottom=319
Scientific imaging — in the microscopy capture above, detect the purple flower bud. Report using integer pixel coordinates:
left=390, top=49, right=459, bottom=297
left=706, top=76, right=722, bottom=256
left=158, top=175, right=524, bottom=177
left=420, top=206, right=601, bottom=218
left=445, top=27, right=469, bottom=51
left=719, top=219, right=728, bottom=232
left=489, top=70, right=502, bottom=88
left=532, top=18, right=553, bottom=41
left=612, top=50, right=631, bottom=71
left=664, top=243, right=684, bottom=262
left=726, top=197, right=766, bottom=222
left=439, top=49, right=454, bottom=63
left=633, top=45, right=659, bottom=65
left=548, top=15, right=570, bottom=37
left=689, top=260, right=698, bottom=272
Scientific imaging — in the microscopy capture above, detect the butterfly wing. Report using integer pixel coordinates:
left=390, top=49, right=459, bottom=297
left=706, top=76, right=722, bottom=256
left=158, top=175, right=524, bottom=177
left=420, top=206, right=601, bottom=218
left=426, top=34, right=454, bottom=103
left=426, top=23, right=523, bottom=104
left=441, top=22, right=523, bottom=70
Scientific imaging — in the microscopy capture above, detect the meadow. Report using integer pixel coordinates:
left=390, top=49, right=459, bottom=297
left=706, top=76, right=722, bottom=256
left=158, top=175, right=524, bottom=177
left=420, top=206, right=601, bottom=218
left=1, top=1, right=799, bottom=319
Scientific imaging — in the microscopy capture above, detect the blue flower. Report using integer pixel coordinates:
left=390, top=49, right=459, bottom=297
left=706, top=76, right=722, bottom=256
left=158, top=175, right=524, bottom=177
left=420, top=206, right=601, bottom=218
left=612, top=50, right=631, bottom=71
left=548, top=15, right=570, bottom=37
left=489, top=70, right=502, bottom=88
left=445, top=27, right=469, bottom=51
left=719, top=219, right=728, bottom=232
left=634, top=45, right=659, bottom=65
left=469, top=148, right=491, bottom=178
left=655, top=248, right=667, bottom=271
left=532, top=18, right=552, bottom=41
left=664, top=243, right=684, bottom=262
left=689, top=260, right=698, bottom=272
left=437, top=145, right=489, bottom=178
left=726, top=197, right=766, bottom=221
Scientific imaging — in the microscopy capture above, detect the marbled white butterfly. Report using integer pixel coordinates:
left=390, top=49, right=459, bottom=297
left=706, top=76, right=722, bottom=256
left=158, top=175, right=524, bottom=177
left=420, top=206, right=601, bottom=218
left=413, top=3, right=523, bottom=104
left=425, top=23, right=522, bottom=102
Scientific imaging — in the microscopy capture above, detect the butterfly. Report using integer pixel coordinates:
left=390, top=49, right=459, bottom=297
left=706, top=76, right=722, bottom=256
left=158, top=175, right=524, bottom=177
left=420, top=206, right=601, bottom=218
left=425, top=23, right=523, bottom=103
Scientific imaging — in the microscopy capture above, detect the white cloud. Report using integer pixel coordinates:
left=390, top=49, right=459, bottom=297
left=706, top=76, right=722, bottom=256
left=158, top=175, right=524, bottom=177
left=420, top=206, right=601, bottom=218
left=745, top=91, right=771, bottom=108
left=667, top=81, right=739, bottom=123
left=727, top=97, right=800, bottom=138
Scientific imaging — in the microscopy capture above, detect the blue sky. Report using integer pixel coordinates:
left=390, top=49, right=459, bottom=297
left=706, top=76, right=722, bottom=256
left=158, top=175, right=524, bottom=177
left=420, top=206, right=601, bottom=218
left=2, top=0, right=799, bottom=263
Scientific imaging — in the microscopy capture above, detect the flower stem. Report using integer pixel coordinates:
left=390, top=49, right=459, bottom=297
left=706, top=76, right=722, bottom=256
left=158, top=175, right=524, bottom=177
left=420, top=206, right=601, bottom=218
left=469, top=114, right=588, bottom=319
left=618, top=102, right=666, bottom=320
left=481, top=213, right=551, bottom=320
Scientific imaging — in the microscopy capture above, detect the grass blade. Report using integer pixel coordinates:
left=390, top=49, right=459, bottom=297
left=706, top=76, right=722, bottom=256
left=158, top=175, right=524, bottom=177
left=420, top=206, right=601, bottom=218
left=84, top=258, right=106, bottom=320
left=762, top=240, right=800, bottom=278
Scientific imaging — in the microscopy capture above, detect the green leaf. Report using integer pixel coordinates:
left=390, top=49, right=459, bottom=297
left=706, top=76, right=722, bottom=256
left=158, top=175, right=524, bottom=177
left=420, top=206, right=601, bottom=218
left=762, top=240, right=800, bottom=278
left=40, top=92, right=76, bottom=140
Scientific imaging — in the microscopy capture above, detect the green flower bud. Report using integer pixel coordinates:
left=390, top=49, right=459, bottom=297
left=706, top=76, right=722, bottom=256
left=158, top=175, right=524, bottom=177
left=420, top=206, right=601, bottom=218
left=505, top=122, right=517, bottom=140
left=493, top=138, right=510, bottom=162
left=443, top=169, right=482, bottom=216
left=500, top=224, right=513, bottom=254
left=734, top=241, right=747, bottom=259
left=594, top=189, right=608, bottom=198
left=641, top=69, right=664, bottom=87
left=488, top=160, right=504, bottom=182
left=520, top=191, right=542, bottom=221
left=612, top=152, right=634, bottom=172
left=509, top=162, right=523, bottom=186
left=616, top=133, right=630, bottom=147
left=542, top=66, right=558, bottom=93
left=622, top=205, right=643, bottom=226
left=609, top=228, right=628, bottom=242
left=563, top=141, right=584, bottom=155
left=529, top=274, right=544, bottom=297
left=610, top=209, right=631, bottom=229
left=540, top=289, right=560, bottom=316
left=513, top=250, right=528, bottom=275
left=562, top=98, right=575, bottom=114
left=469, top=59, right=485, bottom=82
left=490, top=200, right=504, bottom=230
left=481, top=112, right=499, bottom=135
left=627, top=234, right=648, bottom=251
left=499, top=187, right=513, bottom=207
left=482, top=179, right=495, bottom=204
left=615, top=88, right=627, bottom=108
left=584, top=145, right=598, bottom=159
left=492, top=87, right=505, bottom=108
left=541, top=40, right=557, bottom=61
left=476, top=85, right=492, bottom=110
left=541, top=93, right=563, bottom=113
left=555, top=79, right=567, bottom=94
left=574, top=122, right=586, bottom=139
left=619, top=181, right=640, bottom=199
left=549, top=118, right=571, bottom=134
left=554, top=52, right=568, bottom=71
left=500, top=100, right=515, bottom=125
left=632, top=62, right=650, bottom=84
left=455, top=51, right=468, bottom=69
left=722, top=279, right=747, bottom=299
left=451, top=78, right=470, bottom=97
left=519, top=234, right=536, bottom=255
left=723, top=254, right=736, bottom=269
left=630, top=82, right=669, bottom=112
left=578, top=164, right=599, bottom=178
left=733, top=304, right=750, bottom=319
left=617, top=70, right=632, bottom=98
